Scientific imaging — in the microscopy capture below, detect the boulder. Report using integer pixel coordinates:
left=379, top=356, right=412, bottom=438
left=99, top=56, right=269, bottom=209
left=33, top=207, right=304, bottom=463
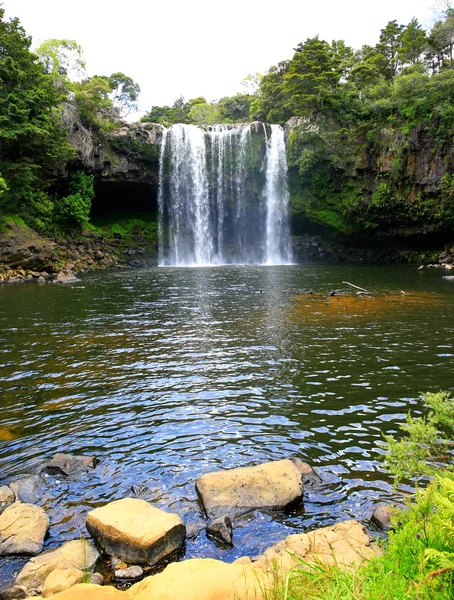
left=42, top=568, right=85, bottom=597
left=195, top=459, right=304, bottom=519
left=86, top=498, right=185, bottom=566
left=128, top=558, right=266, bottom=600
left=206, top=516, right=233, bottom=546
left=0, top=485, right=15, bottom=514
left=0, top=503, right=49, bottom=556
left=249, top=520, right=380, bottom=571
left=54, top=271, right=80, bottom=284
left=42, top=454, right=97, bottom=477
left=9, top=474, right=46, bottom=504
left=15, top=539, right=99, bottom=590
left=370, top=504, right=393, bottom=531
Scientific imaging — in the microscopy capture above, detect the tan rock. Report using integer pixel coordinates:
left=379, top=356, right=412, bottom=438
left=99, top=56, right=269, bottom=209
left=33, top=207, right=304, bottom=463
left=250, top=520, right=380, bottom=571
left=129, top=558, right=267, bottom=600
left=196, top=459, right=303, bottom=518
left=15, top=539, right=99, bottom=590
left=86, top=498, right=185, bottom=566
left=42, top=568, right=85, bottom=597
left=0, top=503, right=49, bottom=556
left=30, top=585, right=124, bottom=599
left=0, top=485, right=15, bottom=514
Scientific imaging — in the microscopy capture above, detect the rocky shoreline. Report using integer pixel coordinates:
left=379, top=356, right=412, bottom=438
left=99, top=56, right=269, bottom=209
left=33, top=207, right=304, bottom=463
left=0, top=454, right=392, bottom=600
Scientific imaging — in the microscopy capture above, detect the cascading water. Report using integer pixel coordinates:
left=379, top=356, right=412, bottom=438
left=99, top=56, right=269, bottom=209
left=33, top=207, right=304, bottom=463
left=264, top=124, right=293, bottom=265
left=158, top=122, right=293, bottom=266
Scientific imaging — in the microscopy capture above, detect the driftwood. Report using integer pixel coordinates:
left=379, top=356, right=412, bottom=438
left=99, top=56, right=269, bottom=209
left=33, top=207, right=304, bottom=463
left=342, top=281, right=369, bottom=293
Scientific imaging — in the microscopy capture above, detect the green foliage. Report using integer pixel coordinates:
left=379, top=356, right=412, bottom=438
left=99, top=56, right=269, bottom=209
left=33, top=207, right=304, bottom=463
left=264, top=474, right=454, bottom=600
left=0, top=8, right=75, bottom=223
left=54, top=172, right=94, bottom=229
left=187, top=102, right=221, bottom=125
left=382, top=391, right=454, bottom=484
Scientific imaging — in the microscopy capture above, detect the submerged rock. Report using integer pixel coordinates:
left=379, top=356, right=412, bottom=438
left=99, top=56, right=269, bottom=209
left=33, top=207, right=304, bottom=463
left=289, top=458, right=321, bottom=487
left=0, top=503, right=49, bottom=556
left=15, top=539, right=99, bottom=590
left=114, top=566, right=143, bottom=580
left=9, top=474, right=46, bottom=504
left=42, top=453, right=97, bottom=477
left=195, top=459, right=304, bottom=519
left=206, top=516, right=233, bottom=546
left=370, top=504, right=393, bottom=531
left=86, top=498, right=186, bottom=566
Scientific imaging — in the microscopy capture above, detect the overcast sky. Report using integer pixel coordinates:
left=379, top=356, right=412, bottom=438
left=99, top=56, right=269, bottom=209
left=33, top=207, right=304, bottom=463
left=4, top=0, right=441, bottom=119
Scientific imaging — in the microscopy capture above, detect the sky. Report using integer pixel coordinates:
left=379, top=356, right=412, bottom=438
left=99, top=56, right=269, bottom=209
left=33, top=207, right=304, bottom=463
left=3, top=0, right=443, bottom=120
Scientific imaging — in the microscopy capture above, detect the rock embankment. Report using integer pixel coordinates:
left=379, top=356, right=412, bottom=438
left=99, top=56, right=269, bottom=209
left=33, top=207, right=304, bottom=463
left=0, top=221, right=120, bottom=285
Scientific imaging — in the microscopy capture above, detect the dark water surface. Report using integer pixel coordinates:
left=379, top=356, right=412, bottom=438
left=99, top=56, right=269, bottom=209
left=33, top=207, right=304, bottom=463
left=0, top=264, right=453, bottom=585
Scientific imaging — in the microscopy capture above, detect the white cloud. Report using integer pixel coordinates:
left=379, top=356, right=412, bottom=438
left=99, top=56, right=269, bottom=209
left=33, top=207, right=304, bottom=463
left=3, top=0, right=437, bottom=120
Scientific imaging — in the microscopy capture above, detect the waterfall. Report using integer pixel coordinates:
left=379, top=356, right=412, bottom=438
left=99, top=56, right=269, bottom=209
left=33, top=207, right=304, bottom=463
left=264, top=124, right=293, bottom=265
left=158, top=122, right=293, bottom=266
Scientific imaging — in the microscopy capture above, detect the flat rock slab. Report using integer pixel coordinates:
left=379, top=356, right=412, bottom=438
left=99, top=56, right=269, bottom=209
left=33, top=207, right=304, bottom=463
left=86, top=498, right=186, bottom=566
left=196, top=459, right=304, bottom=519
left=0, top=503, right=49, bottom=556
left=42, top=453, right=97, bottom=477
left=15, top=539, right=99, bottom=590
left=246, top=519, right=380, bottom=570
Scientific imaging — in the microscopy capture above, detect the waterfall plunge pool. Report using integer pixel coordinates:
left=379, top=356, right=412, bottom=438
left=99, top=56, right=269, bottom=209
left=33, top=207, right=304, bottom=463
left=0, top=263, right=453, bottom=585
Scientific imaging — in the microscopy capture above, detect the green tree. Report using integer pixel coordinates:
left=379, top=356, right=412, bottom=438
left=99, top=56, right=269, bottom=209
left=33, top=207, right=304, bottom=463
left=283, top=37, right=342, bottom=115
left=0, top=8, right=74, bottom=217
left=36, top=38, right=85, bottom=82
left=109, top=72, right=141, bottom=116
left=187, top=102, right=221, bottom=124
left=398, top=18, right=427, bottom=68
left=377, top=20, right=405, bottom=76
left=54, top=172, right=94, bottom=228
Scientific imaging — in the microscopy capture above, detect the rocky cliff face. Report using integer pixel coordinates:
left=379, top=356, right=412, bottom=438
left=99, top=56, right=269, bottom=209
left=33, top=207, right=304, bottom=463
left=285, top=116, right=454, bottom=246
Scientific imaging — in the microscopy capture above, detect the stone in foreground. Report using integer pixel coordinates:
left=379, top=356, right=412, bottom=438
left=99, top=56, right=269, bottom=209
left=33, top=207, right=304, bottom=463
left=206, top=516, right=233, bottom=546
left=129, top=558, right=266, bottom=600
left=370, top=504, right=393, bottom=531
left=0, top=503, right=49, bottom=556
left=196, top=459, right=303, bottom=518
left=248, top=519, right=380, bottom=570
left=41, top=568, right=85, bottom=597
left=15, top=539, right=99, bottom=590
left=0, top=485, right=15, bottom=514
left=86, top=498, right=185, bottom=566
left=42, top=453, right=97, bottom=477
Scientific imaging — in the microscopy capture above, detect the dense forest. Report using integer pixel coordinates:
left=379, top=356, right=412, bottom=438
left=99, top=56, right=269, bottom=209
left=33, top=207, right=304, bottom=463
left=0, top=4, right=453, bottom=250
